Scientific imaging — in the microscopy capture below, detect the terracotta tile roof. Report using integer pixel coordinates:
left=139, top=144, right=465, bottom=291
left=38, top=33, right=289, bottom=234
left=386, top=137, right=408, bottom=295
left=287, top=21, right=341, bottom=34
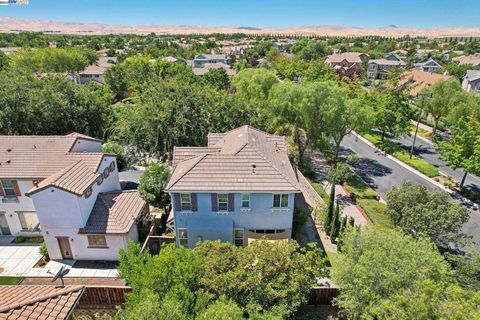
left=453, top=54, right=480, bottom=67
left=0, top=134, right=102, bottom=179
left=325, top=52, right=368, bottom=64
left=192, top=63, right=236, bottom=76
left=166, top=126, right=300, bottom=192
left=0, top=285, right=83, bottom=320
left=28, top=159, right=103, bottom=196
left=399, top=70, right=451, bottom=96
left=79, top=190, right=147, bottom=234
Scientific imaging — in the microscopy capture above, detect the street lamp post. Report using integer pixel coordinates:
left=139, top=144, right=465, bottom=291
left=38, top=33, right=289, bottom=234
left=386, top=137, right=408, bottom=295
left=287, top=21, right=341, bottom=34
left=410, top=93, right=432, bottom=159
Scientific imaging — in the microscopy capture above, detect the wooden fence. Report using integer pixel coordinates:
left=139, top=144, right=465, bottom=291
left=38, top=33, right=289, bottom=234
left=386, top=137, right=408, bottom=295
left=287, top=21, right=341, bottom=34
left=308, top=286, right=340, bottom=305
left=78, top=286, right=131, bottom=308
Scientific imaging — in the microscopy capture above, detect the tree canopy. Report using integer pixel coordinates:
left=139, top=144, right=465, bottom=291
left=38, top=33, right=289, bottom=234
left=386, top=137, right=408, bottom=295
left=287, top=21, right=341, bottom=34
left=386, top=182, right=470, bottom=247
left=118, top=240, right=326, bottom=319
left=138, top=162, right=171, bottom=208
left=332, top=227, right=480, bottom=319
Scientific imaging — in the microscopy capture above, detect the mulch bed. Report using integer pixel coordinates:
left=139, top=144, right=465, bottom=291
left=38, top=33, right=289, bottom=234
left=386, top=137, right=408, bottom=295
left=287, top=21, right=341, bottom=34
left=20, top=277, right=126, bottom=286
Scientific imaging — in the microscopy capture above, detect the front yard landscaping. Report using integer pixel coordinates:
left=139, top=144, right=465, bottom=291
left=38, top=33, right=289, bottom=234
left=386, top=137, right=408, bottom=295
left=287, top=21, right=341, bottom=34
left=363, top=132, right=440, bottom=178
left=343, top=173, right=391, bottom=228
left=13, top=236, right=44, bottom=244
left=0, top=276, right=24, bottom=285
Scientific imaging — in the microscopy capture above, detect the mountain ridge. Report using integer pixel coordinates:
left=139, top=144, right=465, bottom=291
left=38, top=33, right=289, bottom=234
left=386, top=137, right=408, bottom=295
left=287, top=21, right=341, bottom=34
left=1, top=17, right=479, bottom=37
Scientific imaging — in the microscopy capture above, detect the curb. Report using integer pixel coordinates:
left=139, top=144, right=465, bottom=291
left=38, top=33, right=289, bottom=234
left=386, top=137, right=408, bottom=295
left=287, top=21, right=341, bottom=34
left=414, top=133, right=433, bottom=145
left=351, top=131, right=451, bottom=193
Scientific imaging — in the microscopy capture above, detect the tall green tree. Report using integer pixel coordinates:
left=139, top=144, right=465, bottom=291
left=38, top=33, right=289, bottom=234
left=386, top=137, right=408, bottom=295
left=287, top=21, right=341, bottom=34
left=138, top=162, right=171, bottom=209
left=203, top=67, right=230, bottom=91
left=232, top=68, right=278, bottom=105
left=369, top=87, right=411, bottom=141
left=437, top=116, right=480, bottom=188
left=0, top=71, right=111, bottom=137
left=333, top=228, right=454, bottom=319
left=424, top=78, right=462, bottom=136
left=386, top=182, right=470, bottom=247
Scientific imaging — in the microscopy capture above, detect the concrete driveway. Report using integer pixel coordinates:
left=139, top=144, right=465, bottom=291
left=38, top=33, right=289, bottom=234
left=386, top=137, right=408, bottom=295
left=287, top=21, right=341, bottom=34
left=0, top=244, right=42, bottom=276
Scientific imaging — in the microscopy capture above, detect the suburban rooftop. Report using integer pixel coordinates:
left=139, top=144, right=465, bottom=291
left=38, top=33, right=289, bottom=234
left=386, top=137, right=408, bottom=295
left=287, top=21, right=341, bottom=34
left=166, top=125, right=301, bottom=192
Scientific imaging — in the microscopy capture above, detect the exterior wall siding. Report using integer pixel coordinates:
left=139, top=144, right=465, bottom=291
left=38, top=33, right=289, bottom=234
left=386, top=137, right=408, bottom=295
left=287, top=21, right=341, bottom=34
left=30, top=157, right=125, bottom=260
left=0, top=180, right=40, bottom=236
left=173, top=192, right=295, bottom=248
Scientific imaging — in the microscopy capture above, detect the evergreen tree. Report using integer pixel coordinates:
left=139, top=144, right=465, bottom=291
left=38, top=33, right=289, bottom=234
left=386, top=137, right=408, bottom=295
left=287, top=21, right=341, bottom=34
left=337, top=216, right=348, bottom=252
left=325, top=181, right=336, bottom=234
left=330, top=200, right=341, bottom=242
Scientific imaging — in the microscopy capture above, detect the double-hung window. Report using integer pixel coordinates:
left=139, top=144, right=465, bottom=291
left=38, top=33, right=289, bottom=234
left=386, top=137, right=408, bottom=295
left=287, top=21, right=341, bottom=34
left=241, top=193, right=250, bottom=208
left=181, top=194, right=191, bottom=211
left=272, top=194, right=289, bottom=208
left=87, top=235, right=107, bottom=248
left=178, top=228, right=188, bottom=247
left=1, top=180, right=16, bottom=197
left=218, top=193, right=228, bottom=211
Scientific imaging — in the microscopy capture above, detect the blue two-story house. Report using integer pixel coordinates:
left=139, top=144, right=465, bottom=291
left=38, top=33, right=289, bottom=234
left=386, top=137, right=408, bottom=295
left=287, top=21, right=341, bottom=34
left=165, top=125, right=301, bottom=248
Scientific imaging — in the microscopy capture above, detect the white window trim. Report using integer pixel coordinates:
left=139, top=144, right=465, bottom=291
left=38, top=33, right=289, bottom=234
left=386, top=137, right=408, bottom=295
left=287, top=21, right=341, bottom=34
left=87, top=234, right=108, bottom=248
left=272, top=194, right=289, bottom=208
left=217, top=193, right=229, bottom=212
left=1, top=180, right=16, bottom=198
left=241, top=193, right=250, bottom=208
left=180, top=193, right=192, bottom=211
left=178, top=228, right=188, bottom=247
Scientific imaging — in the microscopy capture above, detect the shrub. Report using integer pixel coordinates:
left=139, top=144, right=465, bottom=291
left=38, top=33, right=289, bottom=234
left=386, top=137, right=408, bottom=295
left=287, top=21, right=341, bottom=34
left=39, top=243, right=49, bottom=260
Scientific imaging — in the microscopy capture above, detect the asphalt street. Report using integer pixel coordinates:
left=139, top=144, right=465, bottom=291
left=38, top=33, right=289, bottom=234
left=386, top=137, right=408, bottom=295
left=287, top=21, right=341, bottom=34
left=396, top=133, right=480, bottom=192
left=340, top=133, right=480, bottom=248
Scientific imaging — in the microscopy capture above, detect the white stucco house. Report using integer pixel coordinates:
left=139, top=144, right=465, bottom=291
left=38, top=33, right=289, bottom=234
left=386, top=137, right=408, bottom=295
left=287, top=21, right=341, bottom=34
left=165, top=126, right=301, bottom=248
left=0, top=133, right=148, bottom=260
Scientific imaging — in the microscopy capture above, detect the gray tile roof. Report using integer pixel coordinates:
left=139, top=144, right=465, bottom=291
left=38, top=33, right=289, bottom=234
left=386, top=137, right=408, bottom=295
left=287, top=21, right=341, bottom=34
left=369, top=58, right=406, bottom=66
left=166, top=126, right=301, bottom=192
left=466, top=70, right=480, bottom=82
left=79, top=190, right=148, bottom=234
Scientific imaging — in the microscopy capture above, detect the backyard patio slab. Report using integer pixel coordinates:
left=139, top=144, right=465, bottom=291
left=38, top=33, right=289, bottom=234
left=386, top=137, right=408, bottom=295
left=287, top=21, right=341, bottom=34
left=0, top=245, right=42, bottom=276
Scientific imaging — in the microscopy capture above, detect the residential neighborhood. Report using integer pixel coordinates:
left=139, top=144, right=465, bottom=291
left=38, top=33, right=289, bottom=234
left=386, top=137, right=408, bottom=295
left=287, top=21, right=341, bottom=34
left=1, top=1, right=480, bottom=319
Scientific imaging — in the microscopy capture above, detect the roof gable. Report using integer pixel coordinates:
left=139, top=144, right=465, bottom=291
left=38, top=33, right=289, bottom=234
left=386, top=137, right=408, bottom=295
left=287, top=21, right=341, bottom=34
left=166, top=126, right=300, bottom=192
left=0, top=285, right=83, bottom=319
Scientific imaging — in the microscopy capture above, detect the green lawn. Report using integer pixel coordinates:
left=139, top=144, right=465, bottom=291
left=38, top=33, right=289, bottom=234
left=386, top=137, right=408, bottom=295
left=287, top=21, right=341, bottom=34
left=326, top=251, right=339, bottom=272
left=0, top=277, right=24, bottom=285
left=410, top=124, right=431, bottom=139
left=311, top=182, right=329, bottom=203
left=343, top=174, right=378, bottom=200
left=363, top=132, right=439, bottom=178
left=343, top=172, right=392, bottom=228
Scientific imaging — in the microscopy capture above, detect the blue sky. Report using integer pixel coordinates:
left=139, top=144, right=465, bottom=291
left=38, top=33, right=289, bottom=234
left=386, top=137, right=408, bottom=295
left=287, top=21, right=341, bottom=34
left=1, top=0, right=479, bottom=28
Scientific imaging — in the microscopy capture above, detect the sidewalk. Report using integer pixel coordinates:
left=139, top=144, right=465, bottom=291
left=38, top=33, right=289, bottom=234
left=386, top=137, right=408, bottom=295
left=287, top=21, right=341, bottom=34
left=323, top=183, right=368, bottom=227
left=25, top=260, right=118, bottom=278
left=310, top=150, right=368, bottom=227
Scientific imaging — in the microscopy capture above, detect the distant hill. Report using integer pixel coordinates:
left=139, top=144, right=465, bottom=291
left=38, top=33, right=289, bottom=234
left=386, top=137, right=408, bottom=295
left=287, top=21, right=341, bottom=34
left=1, top=17, right=479, bottom=37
